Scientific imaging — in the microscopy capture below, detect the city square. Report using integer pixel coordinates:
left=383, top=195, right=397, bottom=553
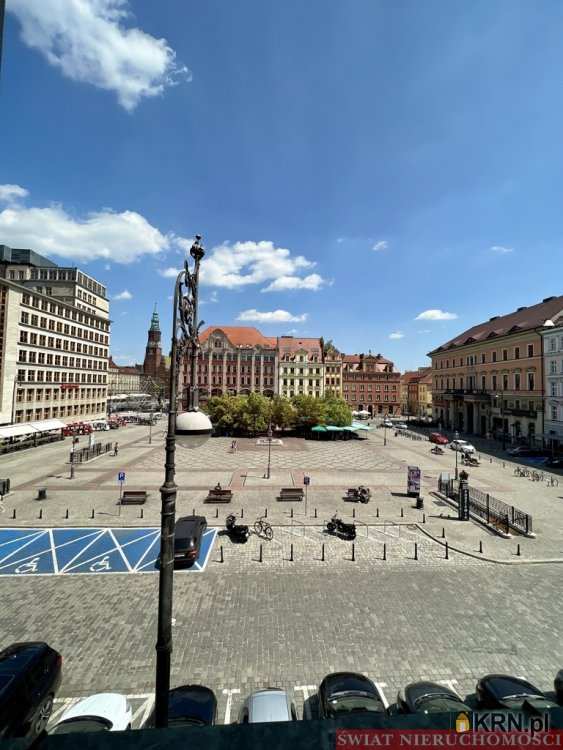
left=1, top=422, right=562, bottom=727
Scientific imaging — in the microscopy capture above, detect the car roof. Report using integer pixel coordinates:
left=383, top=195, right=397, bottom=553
left=176, top=516, right=206, bottom=531
left=0, top=642, right=50, bottom=673
left=59, top=693, right=127, bottom=724
left=247, top=690, right=290, bottom=722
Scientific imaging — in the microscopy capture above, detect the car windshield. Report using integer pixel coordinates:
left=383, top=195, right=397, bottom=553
left=414, top=693, right=455, bottom=707
left=491, top=678, right=541, bottom=698
left=51, top=717, right=113, bottom=734
left=328, top=694, right=383, bottom=715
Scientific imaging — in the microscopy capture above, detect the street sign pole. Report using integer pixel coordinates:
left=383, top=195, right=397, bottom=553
left=118, top=471, right=126, bottom=502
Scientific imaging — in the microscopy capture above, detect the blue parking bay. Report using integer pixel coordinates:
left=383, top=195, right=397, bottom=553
left=0, top=527, right=217, bottom=576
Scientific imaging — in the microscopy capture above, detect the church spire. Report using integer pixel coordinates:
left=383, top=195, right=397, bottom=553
left=150, top=303, right=160, bottom=332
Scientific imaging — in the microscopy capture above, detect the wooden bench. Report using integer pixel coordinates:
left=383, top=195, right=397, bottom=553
left=204, top=488, right=233, bottom=503
left=121, top=490, right=147, bottom=505
left=277, top=487, right=304, bottom=502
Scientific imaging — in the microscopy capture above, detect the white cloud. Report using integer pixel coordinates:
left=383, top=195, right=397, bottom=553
left=104, top=263, right=111, bottom=271
left=389, top=331, right=404, bottom=339
left=0, top=184, right=29, bottom=203
left=0, top=186, right=171, bottom=263
left=490, top=245, right=513, bottom=254
left=113, top=289, right=132, bottom=300
left=415, top=309, right=458, bottom=321
left=200, top=240, right=326, bottom=292
left=237, top=309, right=308, bottom=323
left=372, top=240, right=388, bottom=252
left=8, top=0, right=191, bottom=111
left=210, top=290, right=218, bottom=303
left=418, top=329, right=432, bottom=334
left=262, top=273, right=327, bottom=292
left=158, top=266, right=181, bottom=278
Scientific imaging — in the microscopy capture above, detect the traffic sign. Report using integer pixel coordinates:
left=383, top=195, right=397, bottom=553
left=303, top=475, right=310, bottom=485
left=118, top=471, right=126, bottom=482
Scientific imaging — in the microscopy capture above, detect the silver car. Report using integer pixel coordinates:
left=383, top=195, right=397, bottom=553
left=238, top=689, right=298, bottom=724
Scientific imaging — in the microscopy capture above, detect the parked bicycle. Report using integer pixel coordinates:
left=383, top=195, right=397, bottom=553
left=253, top=516, right=274, bottom=541
left=514, top=466, right=530, bottom=477
left=530, top=470, right=544, bottom=482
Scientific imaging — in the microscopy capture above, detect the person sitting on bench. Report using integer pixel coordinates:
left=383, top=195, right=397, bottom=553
left=214, top=482, right=222, bottom=492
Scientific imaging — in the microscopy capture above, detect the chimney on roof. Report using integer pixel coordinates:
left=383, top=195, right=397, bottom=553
left=516, top=306, right=527, bottom=312
left=543, top=296, right=556, bottom=303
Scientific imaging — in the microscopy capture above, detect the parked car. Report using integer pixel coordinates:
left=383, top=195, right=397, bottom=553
left=394, top=423, right=409, bottom=430
left=145, top=685, right=217, bottom=727
left=173, top=515, right=207, bottom=567
left=429, top=433, right=449, bottom=445
left=238, top=689, right=297, bottom=723
left=554, top=670, right=563, bottom=705
left=50, top=693, right=132, bottom=734
left=545, top=457, right=563, bottom=469
left=476, top=674, right=558, bottom=713
left=0, top=642, right=62, bottom=741
left=318, top=673, right=387, bottom=718
left=382, top=420, right=393, bottom=428
left=450, top=439, right=475, bottom=454
left=397, top=681, right=471, bottom=715
left=507, top=447, right=548, bottom=458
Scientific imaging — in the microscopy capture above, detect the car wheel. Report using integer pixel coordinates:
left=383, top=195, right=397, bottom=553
left=34, top=694, right=54, bottom=736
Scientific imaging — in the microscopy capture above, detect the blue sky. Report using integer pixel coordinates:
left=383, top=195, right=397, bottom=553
left=1, top=0, right=562, bottom=370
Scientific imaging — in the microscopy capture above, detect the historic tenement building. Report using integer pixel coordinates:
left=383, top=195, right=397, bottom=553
left=342, top=353, right=400, bottom=415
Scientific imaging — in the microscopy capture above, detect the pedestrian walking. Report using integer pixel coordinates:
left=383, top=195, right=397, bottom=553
left=114, top=442, right=119, bottom=456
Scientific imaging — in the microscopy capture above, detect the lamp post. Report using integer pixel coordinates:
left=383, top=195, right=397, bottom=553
left=266, top=419, right=273, bottom=479
left=154, top=235, right=213, bottom=729
left=454, top=429, right=459, bottom=480
left=384, top=421, right=387, bottom=446
left=494, top=392, right=506, bottom=451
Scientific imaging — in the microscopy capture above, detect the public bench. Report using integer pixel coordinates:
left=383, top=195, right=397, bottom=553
left=277, top=487, right=304, bottom=501
left=205, top=488, right=233, bottom=503
left=121, top=491, right=147, bottom=505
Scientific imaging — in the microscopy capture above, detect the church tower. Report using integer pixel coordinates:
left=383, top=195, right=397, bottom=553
left=143, top=305, right=162, bottom=379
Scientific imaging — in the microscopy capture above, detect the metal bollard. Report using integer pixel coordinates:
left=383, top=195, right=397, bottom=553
left=422, top=513, right=426, bottom=524
left=517, top=543, right=521, bottom=557
left=91, top=508, right=95, bottom=519
left=479, top=540, right=483, bottom=554
left=259, top=543, right=263, bottom=563
left=445, top=541, right=449, bottom=560
left=376, top=507, right=379, bottom=518
left=352, top=507, right=356, bottom=518
left=241, top=507, right=244, bottom=518
left=441, top=527, right=445, bottom=538
left=400, top=507, right=404, bottom=518
left=383, top=542, right=387, bottom=561
left=11, top=508, right=16, bottom=520
left=215, top=508, right=219, bottom=518
left=503, top=462, right=505, bottom=468
left=220, top=545, right=224, bottom=563
left=351, top=543, right=355, bottom=562
left=140, top=508, right=144, bottom=519
left=38, top=508, right=43, bottom=520
left=321, top=543, right=325, bottom=562
left=265, top=507, right=268, bottom=518
left=192, top=508, right=195, bottom=516
left=65, top=508, right=69, bottom=519
left=290, top=507, right=293, bottom=519
left=290, top=543, right=293, bottom=562
left=414, top=542, right=418, bottom=560
left=314, top=507, right=317, bottom=518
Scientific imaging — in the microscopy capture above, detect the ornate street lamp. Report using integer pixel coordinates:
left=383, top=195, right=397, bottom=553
left=154, top=235, right=213, bottom=729
left=266, top=419, right=273, bottom=479
left=454, top=429, right=459, bottom=480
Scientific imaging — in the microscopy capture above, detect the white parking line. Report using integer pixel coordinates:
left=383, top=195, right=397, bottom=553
left=59, top=529, right=106, bottom=573
left=373, top=681, right=389, bottom=709
left=0, top=530, right=47, bottom=567
left=438, top=679, right=460, bottom=696
left=131, top=695, right=154, bottom=727
left=107, top=529, right=132, bottom=572
left=222, top=688, right=240, bottom=725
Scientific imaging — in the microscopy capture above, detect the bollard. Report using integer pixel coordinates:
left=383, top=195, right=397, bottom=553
left=65, top=508, right=69, bottom=519
left=352, top=507, right=356, bottom=518
left=445, top=541, right=449, bottom=560
left=290, top=507, right=293, bottom=519
left=241, top=507, right=244, bottom=518
left=383, top=542, right=387, bottom=561
left=479, top=540, right=483, bottom=554
left=422, top=513, right=426, bottom=524
left=490, top=458, right=492, bottom=464
left=259, top=543, right=263, bottom=563
left=38, top=508, right=43, bottom=520
left=400, top=507, right=404, bottom=518
left=11, top=508, right=16, bottom=520
left=503, top=462, right=505, bottom=468
left=91, top=508, right=95, bottom=519
left=517, top=543, right=521, bottom=557
left=140, top=508, right=144, bottom=520
left=265, top=507, right=268, bottom=518
left=220, top=545, right=224, bottom=563
left=414, top=542, right=418, bottom=561
left=321, top=543, right=325, bottom=562
left=376, top=507, right=379, bottom=518
left=290, top=543, right=293, bottom=562
left=441, top=527, right=445, bottom=538
left=215, top=508, right=219, bottom=518
left=192, top=508, right=195, bottom=516
left=314, top=507, right=317, bottom=518
left=351, top=543, right=355, bottom=562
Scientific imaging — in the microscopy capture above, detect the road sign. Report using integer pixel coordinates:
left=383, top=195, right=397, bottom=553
left=303, top=476, right=310, bottom=485
left=118, top=471, right=126, bottom=482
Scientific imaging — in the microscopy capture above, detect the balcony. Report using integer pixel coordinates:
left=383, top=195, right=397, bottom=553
left=442, top=389, right=491, bottom=401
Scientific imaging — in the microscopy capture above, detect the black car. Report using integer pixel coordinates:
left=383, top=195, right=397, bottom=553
left=0, top=642, right=62, bottom=741
left=476, top=674, right=558, bottom=713
left=554, top=670, right=563, bottom=704
left=318, top=673, right=386, bottom=718
left=145, top=685, right=217, bottom=728
left=174, top=515, right=207, bottom=567
left=397, top=681, right=472, bottom=715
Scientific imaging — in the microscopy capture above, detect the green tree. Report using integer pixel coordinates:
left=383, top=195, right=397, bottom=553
left=205, top=395, right=238, bottom=434
left=323, top=396, right=352, bottom=427
left=292, top=395, right=326, bottom=429
left=271, top=396, right=297, bottom=430
left=238, top=392, right=272, bottom=435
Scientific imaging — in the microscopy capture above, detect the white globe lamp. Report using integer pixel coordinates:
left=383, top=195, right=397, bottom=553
left=175, top=409, right=213, bottom=449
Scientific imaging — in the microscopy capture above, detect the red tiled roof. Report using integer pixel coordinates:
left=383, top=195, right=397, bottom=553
left=277, top=336, right=321, bottom=354
left=429, top=296, right=563, bottom=355
left=108, top=356, right=142, bottom=375
left=343, top=353, right=393, bottom=364
left=200, top=326, right=277, bottom=348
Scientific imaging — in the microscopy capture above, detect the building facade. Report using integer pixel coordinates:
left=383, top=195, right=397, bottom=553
left=0, top=246, right=110, bottom=425
left=541, top=315, right=563, bottom=451
left=429, top=296, right=563, bottom=444
left=342, top=353, right=400, bottom=415
left=278, top=336, right=324, bottom=399
left=142, top=307, right=169, bottom=387
left=107, top=357, right=144, bottom=396
left=182, top=326, right=278, bottom=402
left=322, top=341, right=343, bottom=398
left=400, top=367, right=433, bottom=417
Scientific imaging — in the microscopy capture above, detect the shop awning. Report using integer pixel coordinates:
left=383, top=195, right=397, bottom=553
left=0, top=424, right=38, bottom=439
left=28, top=419, right=66, bottom=433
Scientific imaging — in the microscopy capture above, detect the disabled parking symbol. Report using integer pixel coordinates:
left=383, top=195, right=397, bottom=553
left=15, top=557, right=41, bottom=574
left=89, top=556, right=112, bottom=572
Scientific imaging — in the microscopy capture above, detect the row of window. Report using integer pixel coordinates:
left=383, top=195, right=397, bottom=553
left=437, top=344, right=535, bottom=369
left=437, top=372, right=536, bottom=392
left=21, top=310, right=109, bottom=344
left=344, top=384, right=397, bottom=392
left=14, top=402, right=106, bottom=423
left=19, top=330, right=107, bottom=358
left=547, top=336, right=563, bottom=353
left=22, top=294, right=109, bottom=331
left=549, top=360, right=563, bottom=375
left=17, top=369, right=107, bottom=384
left=281, top=390, right=322, bottom=397
left=283, top=379, right=323, bottom=387
left=18, top=350, right=105, bottom=371
left=549, top=405, right=562, bottom=422
left=281, top=368, right=322, bottom=375
left=346, top=394, right=392, bottom=402
left=16, top=387, right=106, bottom=403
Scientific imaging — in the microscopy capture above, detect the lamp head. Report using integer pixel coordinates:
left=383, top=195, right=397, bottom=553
left=175, top=409, right=212, bottom=449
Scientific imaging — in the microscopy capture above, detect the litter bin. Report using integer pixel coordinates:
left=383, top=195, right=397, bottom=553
left=37, top=487, right=47, bottom=501
left=416, top=495, right=424, bottom=510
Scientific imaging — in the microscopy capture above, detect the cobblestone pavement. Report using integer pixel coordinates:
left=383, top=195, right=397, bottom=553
left=1, top=563, right=561, bottom=726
